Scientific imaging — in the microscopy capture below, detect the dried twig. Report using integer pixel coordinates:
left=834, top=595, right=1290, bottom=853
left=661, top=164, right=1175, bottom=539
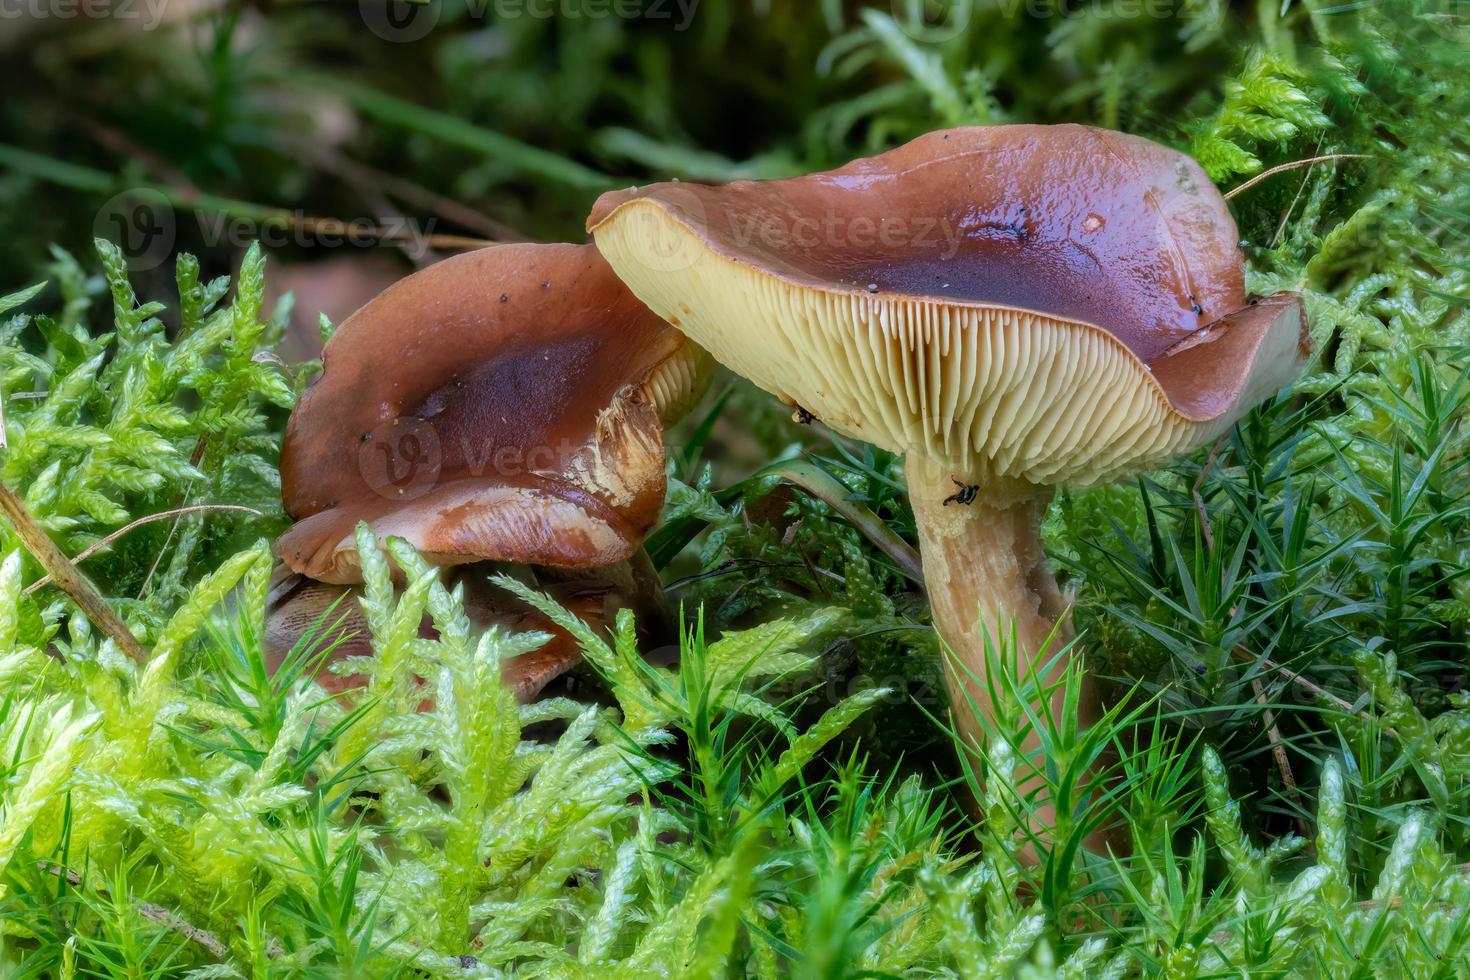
left=43, top=864, right=232, bottom=961
left=75, top=113, right=200, bottom=198
left=243, top=211, right=492, bottom=252
left=24, top=504, right=262, bottom=595
left=77, top=114, right=494, bottom=260
left=1252, top=676, right=1314, bottom=845
left=1223, top=153, right=1371, bottom=200
left=1192, top=438, right=1225, bottom=556
left=0, top=480, right=147, bottom=663
left=310, top=147, right=530, bottom=244
left=0, top=140, right=490, bottom=255
left=138, top=901, right=231, bottom=958
left=1232, top=645, right=1357, bottom=713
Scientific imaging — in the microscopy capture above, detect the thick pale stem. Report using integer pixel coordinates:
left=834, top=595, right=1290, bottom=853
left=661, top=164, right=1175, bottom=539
left=905, top=455, right=1101, bottom=850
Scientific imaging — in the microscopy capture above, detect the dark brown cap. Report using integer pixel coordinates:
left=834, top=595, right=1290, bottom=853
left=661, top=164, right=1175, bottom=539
left=277, top=243, right=709, bottom=583
left=588, top=125, right=1308, bottom=486
left=265, top=571, right=620, bottom=703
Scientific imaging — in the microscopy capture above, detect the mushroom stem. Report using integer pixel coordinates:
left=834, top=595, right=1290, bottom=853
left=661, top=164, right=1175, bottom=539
left=904, top=455, right=1102, bottom=851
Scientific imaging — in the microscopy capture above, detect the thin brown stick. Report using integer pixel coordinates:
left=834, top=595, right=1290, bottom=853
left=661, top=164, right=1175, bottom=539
left=0, top=481, right=146, bottom=662
left=310, top=147, right=530, bottom=244
left=347, top=171, right=438, bottom=267
left=76, top=112, right=493, bottom=259
left=1271, top=159, right=1316, bottom=251
left=1223, top=154, right=1371, bottom=200
left=24, top=504, right=262, bottom=595
left=1232, top=645, right=1357, bottom=713
left=254, top=212, right=492, bottom=252
left=1252, top=676, right=1314, bottom=846
left=43, top=864, right=231, bottom=960
left=138, top=901, right=231, bottom=959
left=75, top=114, right=200, bottom=199
left=188, top=432, right=209, bottom=470
left=1192, top=438, right=1224, bottom=556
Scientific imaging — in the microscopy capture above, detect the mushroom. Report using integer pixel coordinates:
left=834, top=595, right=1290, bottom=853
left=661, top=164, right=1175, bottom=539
left=264, top=563, right=656, bottom=703
left=269, top=242, right=710, bottom=700
left=586, top=124, right=1310, bottom=838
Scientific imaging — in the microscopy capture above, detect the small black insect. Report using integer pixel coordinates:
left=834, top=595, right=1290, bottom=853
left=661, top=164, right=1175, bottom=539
left=792, top=405, right=816, bottom=425
left=943, top=479, right=979, bottom=507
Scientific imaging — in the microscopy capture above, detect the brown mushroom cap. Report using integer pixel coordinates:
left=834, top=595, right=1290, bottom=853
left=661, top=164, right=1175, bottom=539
left=588, top=124, right=1309, bottom=487
left=265, top=569, right=628, bottom=704
left=277, top=243, right=710, bottom=584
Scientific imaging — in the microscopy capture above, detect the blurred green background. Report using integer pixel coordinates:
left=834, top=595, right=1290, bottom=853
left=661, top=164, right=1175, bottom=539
left=5, top=0, right=1445, bottom=355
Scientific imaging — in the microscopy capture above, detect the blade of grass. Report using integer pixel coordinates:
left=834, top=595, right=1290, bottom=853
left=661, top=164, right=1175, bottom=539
left=760, top=459, right=924, bottom=585
left=292, top=74, right=617, bottom=192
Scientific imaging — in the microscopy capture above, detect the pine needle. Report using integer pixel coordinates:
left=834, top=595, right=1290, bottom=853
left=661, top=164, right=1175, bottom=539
left=23, top=504, right=263, bottom=595
left=1223, top=154, right=1372, bottom=200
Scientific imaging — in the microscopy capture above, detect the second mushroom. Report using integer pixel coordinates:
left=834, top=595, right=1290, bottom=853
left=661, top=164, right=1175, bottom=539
left=270, top=242, right=709, bottom=701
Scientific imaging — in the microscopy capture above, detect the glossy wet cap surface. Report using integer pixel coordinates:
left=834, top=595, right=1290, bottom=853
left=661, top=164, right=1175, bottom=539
left=278, top=243, right=700, bottom=583
left=590, top=124, right=1247, bottom=362
left=589, top=125, right=1307, bottom=485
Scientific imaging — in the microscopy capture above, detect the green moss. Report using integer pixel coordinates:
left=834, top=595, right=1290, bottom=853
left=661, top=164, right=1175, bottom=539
left=0, top=0, right=1467, bottom=973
